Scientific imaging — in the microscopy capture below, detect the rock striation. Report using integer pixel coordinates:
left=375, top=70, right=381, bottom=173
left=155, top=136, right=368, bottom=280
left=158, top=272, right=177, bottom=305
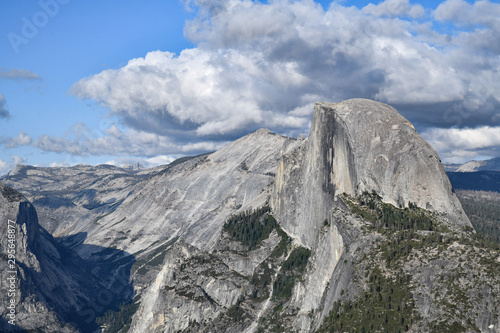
left=3, top=98, right=491, bottom=333
left=456, top=157, right=500, bottom=172
left=275, top=99, right=469, bottom=234
left=0, top=183, right=134, bottom=332
left=271, top=98, right=472, bottom=330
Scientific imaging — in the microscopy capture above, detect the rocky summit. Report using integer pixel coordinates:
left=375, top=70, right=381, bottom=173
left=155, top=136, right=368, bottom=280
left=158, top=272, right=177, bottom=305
left=1, top=99, right=499, bottom=333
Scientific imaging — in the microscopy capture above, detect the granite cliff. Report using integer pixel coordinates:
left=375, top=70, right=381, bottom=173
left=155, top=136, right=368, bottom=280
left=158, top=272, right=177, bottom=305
left=2, top=99, right=499, bottom=333
left=0, top=183, right=134, bottom=332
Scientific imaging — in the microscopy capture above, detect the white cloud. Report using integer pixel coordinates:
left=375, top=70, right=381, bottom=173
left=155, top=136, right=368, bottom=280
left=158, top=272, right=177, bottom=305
left=0, top=156, right=27, bottom=176
left=49, top=161, right=70, bottom=168
left=46, top=0, right=496, bottom=161
left=363, top=0, right=425, bottom=18
left=11, top=155, right=26, bottom=166
left=145, top=155, right=176, bottom=166
left=434, top=0, right=500, bottom=28
left=33, top=122, right=226, bottom=157
left=0, top=159, right=9, bottom=176
left=105, top=155, right=176, bottom=169
left=2, top=132, right=33, bottom=148
left=71, top=48, right=311, bottom=137
left=422, top=126, right=500, bottom=163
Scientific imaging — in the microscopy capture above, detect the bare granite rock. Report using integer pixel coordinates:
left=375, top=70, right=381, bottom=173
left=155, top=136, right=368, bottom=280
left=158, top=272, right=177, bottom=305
left=315, top=99, right=470, bottom=227
left=2, top=99, right=490, bottom=333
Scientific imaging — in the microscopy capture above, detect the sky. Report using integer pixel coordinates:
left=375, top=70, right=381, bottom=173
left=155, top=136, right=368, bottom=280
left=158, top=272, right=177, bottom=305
left=0, top=0, right=500, bottom=175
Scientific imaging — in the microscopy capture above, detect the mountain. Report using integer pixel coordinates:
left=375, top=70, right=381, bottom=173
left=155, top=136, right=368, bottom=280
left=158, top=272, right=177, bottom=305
left=455, top=190, right=500, bottom=246
left=456, top=157, right=500, bottom=172
left=445, top=158, right=500, bottom=193
left=444, top=157, right=500, bottom=173
left=0, top=183, right=134, bottom=332
left=442, top=163, right=461, bottom=172
left=1, top=99, right=499, bottom=333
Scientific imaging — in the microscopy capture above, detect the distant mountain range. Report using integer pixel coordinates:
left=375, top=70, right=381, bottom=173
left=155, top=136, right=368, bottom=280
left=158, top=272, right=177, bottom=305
left=1, top=99, right=498, bottom=333
left=444, top=157, right=500, bottom=172
left=442, top=157, right=500, bottom=193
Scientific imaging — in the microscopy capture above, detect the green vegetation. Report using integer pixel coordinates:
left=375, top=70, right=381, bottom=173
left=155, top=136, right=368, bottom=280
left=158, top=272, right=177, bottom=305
left=95, top=300, right=140, bottom=333
left=249, top=264, right=273, bottom=301
left=270, top=226, right=292, bottom=258
left=249, top=225, right=292, bottom=302
left=0, top=184, right=23, bottom=202
left=318, top=193, right=426, bottom=332
left=273, top=247, right=311, bottom=299
left=224, top=206, right=278, bottom=249
left=427, top=320, right=468, bottom=333
left=456, top=190, right=500, bottom=249
left=317, top=268, right=418, bottom=333
left=343, top=191, right=438, bottom=232
left=240, top=161, right=249, bottom=171
left=226, top=297, right=247, bottom=322
left=379, top=230, right=445, bottom=267
left=317, top=192, right=497, bottom=333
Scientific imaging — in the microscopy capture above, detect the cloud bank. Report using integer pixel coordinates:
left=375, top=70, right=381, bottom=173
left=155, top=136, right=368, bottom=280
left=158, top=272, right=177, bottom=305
left=0, top=132, right=33, bottom=148
left=40, top=0, right=500, bottom=162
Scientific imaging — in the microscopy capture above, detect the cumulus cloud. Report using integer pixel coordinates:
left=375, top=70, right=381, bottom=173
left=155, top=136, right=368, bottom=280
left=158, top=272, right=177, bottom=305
left=434, top=0, right=500, bottom=28
left=0, top=93, right=10, bottom=119
left=58, top=0, right=500, bottom=161
left=145, top=155, right=177, bottom=166
left=0, top=159, right=9, bottom=176
left=0, top=68, right=41, bottom=80
left=33, top=122, right=225, bottom=157
left=422, top=126, right=500, bottom=162
left=363, top=0, right=425, bottom=18
left=106, top=155, right=177, bottom=168
left=49, top=161, right=70, bottom=168
left=0, top=156, right=27, bottom=176
left=1, top=132, right=33, bottom=148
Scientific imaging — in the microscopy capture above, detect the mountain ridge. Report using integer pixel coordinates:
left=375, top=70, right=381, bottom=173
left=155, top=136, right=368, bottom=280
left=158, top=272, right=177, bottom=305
left=1, top=98, right=498, bottom=333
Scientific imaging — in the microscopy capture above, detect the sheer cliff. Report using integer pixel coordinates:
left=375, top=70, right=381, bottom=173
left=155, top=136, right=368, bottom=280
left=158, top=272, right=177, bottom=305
left=2, top=99, right=498, bottom=333
left=0, top=183, right=134, bottom=332
left=273, top=99, right=469, bottom=242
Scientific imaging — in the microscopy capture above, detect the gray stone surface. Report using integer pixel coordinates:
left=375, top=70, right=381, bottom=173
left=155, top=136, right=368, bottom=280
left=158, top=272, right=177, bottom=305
left=456, top=157, right=500, bottom=172
left=2, top=98, right=487, bottom=333
left=0, top=183, right=128, bottom=332
left=310, top=99, right=470, bottom=227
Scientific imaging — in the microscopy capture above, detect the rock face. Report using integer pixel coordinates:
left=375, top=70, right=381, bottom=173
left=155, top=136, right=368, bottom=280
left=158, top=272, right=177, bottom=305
left=274, top=99, right=470, bottom=248
left=456, top=157, right=500, bottom=172
left=271, top=98, right=473, bottom=330
left=3, top=98, right=492, bottom=333
left=296, top=99, right=468, bottom=227
left=0, top=183, right=134, bottom=332
left=3, top=164, right=159, bottom=236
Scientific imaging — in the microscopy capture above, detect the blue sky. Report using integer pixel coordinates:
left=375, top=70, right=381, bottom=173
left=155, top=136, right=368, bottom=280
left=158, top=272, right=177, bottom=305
left=0, top=0, right=194, bottom=169
left=1, top=0, right=500, bottom=175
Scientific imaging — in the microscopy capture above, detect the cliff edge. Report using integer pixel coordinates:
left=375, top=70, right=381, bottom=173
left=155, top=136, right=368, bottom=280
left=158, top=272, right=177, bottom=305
left=274, top=98, right=470, bottom=248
